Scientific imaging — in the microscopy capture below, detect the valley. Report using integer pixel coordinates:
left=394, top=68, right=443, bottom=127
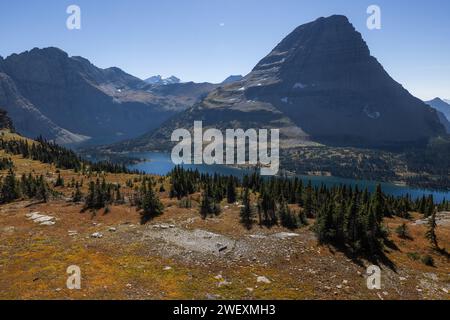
left=0, top=130, right=449, bottom=300
left=0, top=10, right=449, bottom=304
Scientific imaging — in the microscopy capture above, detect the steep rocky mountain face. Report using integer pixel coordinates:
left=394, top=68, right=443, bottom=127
left=426, top=98, right=450, bottom=121
left=124, top=15, right=444, bottom=151
left=0, top=48, right=190, bottom=146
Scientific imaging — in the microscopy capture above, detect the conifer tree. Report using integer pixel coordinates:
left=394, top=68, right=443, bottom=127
left=240, top=187, right=254, bottom=229
left=36, top=175, right=48, bottom=202
left=395, top=223, right=410, bottom=239
left=72, top=183, right=83, bottom=202
left=54, top=173, right=64, bottom=187
left=425, top=207, right=439, bottom=250
left=365, top=205, right=381, bottom=254
left=344, top=195, right=358, bottom=243
left=303, top=181, right=314, bottom=218
left=298, top=209, right=308, bottom=227
left=260, top=188, right=277, bottom=226
left=316, top=202, right=333, bottom=243
left=226, top=177, right=236, bottom=204
left=140, top=184, right=164, bottom=224
left=279, top=198, right=298, bottom=229
left=115, top=185, right=124, bottom=204
left=0, top=169, right=20, bottom=204
left=372, top=184, right=385, bottom=222
left=424, top=195, right=435, bottom=218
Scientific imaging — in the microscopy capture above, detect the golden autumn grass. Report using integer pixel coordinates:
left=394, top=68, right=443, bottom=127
left=0, top=130, right=448, bottom=300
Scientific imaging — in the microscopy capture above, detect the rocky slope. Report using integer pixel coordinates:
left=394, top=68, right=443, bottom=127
left=0, top=48, right=193, bottom=146
left=122, top=15, right=444, bottom=151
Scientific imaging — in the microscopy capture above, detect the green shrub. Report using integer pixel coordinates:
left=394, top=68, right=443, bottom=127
left=421, top=254, right=434, bottom=266
left=395, top=223, right=410, bottom=239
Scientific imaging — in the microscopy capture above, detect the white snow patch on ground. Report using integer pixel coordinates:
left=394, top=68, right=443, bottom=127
left=364, top=106, right=381, bottom=119
left=293, top=83, right=307, bottom=89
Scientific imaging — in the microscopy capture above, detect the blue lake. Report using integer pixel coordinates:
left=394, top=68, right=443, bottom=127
left=128, top=152, right=450, bottom=203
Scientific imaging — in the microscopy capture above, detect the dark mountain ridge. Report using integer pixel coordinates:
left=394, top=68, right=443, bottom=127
left=0, top=48, right=196, bottom=146
left=116, top=15, right=444, bottom=151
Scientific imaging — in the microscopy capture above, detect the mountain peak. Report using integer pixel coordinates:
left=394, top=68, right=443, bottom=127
left=430, top=97, right=447, bottom=104
left=30, top=47, right=69, bottom=58
left=145, top=75, right=181, bottom=85
left=317, top=14, right=350, bottom=23
left=426, top=97, right=450, bottom=107
left=251, top=15, right=370, bottom=84
left=222, top=75, right=243, bottom=84
left=147, top=15, right=444, bottom=149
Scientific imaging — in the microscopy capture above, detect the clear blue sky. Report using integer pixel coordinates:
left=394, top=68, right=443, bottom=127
left=1, top=0, right=449, bottom=100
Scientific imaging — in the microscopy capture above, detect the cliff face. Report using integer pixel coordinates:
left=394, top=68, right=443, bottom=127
left=0, top=48, right=187, bottom=145
left=130, top=15, right=444, bottom=151
left=246, top=15, right=444, bottom=146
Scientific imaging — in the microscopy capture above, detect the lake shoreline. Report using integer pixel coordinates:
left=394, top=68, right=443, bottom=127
left=126, top=151, right=450, bottom=203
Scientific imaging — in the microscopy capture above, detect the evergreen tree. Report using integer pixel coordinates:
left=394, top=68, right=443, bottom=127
left=140, top=184, right=164, bottom=224
left=372, top=184, right=386, bottom=221
left=240, top=187, right=254, bottom=229
left=226, top=177, right=236, bottom=204
left=365, top=205, right=381, bottom=254
left=395, top=223, right=410, bottom=239
left=260, top=188, right=277, bottom=226
left=54, top=173, right=64, bottom=187
left=303, top=181, right=314, bottom=218
left=425, top=207, right=439, bottom=249
left=0, top=169, right=20, bottom=204
left=316, top=202, right=334, bottom=243
left=200, top=190, right=212, bottom=219
left=36, top=175, right=48, bottom=202
left=298, top=209, right=308, bottom=227
left=72, top=183, right=83, bottom=202
left=345, top=195, right=358, bottom=243
left=115, top=185, right=124, bottom=204
left=199, top=184, right=221, bottom=218
left=279, top=198, right=298, bottom=229
left=424, top=195, right=435, bottom=218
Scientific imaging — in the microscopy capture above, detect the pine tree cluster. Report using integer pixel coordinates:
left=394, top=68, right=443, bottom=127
left=0, top=137, right=138, bottom=174
left=169, top=167, right=443, bottom=255
left=0, top=157, right=14, bottom=170
left=83, top=179, right=123, bottom=211
left=0, top=169, right=50, bottom=204
left=132, top=177, right=164, bottom=224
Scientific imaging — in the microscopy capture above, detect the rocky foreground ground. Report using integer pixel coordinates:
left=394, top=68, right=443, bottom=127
left=0, top=196, right=449, bottom=300
left=0, top=135, right=448, bottom=300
